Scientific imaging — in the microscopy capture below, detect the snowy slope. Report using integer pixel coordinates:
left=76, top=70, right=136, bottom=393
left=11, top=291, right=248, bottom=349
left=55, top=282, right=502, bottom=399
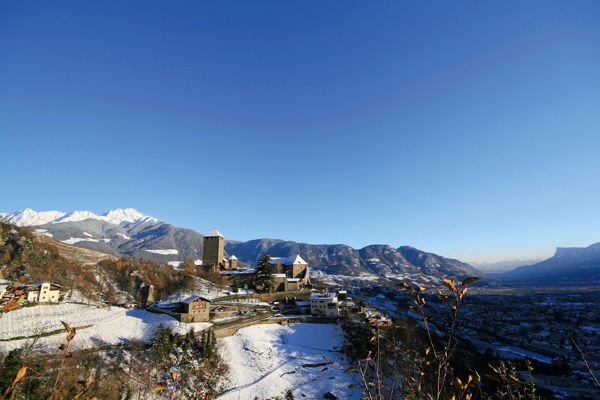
left=217, top=323, right=361, bottom=400
left=0, top=303, right=211, bottom=354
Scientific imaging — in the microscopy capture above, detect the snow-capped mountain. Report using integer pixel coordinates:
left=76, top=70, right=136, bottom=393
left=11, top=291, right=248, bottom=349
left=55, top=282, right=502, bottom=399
left=0, top=208, right=202, bottom=265
left=0, top=209, right=67, bottom=226
left=0, top=208, right=157, bottom=226
left=1, top=207, right=483, bottom=283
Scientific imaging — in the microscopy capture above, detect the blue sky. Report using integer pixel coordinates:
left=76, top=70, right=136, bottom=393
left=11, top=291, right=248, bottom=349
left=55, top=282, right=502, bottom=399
left=1, top=1, right=599, bottom=263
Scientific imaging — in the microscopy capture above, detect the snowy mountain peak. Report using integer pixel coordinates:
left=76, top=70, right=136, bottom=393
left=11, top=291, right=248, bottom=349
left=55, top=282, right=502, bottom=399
left=0, top=208, right=158, bottom=227
left=0, top=209, right=66, bottom=226
left=55, top=210, right=100, bottom=224
left=102, top=208, right=157, bottom=225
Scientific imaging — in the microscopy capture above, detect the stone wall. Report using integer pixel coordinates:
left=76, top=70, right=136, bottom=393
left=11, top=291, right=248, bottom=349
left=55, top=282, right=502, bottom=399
left=216, top=290, right=311, bottom=303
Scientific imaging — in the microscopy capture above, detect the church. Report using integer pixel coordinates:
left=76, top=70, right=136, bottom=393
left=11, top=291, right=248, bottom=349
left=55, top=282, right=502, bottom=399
left=202, top=229, right=310, bottom=292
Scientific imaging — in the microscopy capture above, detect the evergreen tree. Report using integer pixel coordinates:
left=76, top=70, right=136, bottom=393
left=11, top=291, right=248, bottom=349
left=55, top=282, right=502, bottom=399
left=285, top=389, right=295, bottom=400
left=201, top=329, right=217, bottom=358
left=255, top=253, right=275, bottom=293
left=0, top=349, right=23, bottom=393
left=150, top=324, right=174, bottom=364
left=182, top=328, right=194, bottom=353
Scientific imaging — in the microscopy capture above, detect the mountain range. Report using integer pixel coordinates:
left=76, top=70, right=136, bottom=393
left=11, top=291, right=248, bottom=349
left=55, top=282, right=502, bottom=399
left=496, top=243, right=600, bottom=283
left=0, top=208, right=483, bottom=285
left=0, top=208, right=204, bottom=267
left=8, top=208, right=600, bottom=285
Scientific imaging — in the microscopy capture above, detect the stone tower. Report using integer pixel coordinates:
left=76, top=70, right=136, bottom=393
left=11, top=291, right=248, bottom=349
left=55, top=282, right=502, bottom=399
left=203, top=228, right=224, bottom=270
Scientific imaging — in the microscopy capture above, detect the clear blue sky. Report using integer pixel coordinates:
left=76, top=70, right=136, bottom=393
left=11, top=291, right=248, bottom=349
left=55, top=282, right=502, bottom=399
left=1, top=1, right=599, bottom=262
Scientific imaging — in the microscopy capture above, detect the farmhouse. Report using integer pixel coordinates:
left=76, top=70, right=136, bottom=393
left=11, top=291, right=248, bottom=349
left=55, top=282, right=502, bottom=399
left=23, top=282, right=62, bottom=303
left=151, top=295, right=212, bottom=323
left=180, top=295, right=211, bottom=322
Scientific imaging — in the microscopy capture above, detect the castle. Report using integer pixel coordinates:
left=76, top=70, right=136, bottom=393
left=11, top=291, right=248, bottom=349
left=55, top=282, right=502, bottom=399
left=202, top=229, right=310, bottom=291
left=267, top=255, right=311, bottom=291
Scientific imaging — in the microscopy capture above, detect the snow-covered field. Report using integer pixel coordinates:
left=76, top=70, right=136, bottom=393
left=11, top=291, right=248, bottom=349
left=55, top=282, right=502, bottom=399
left=0, top=304, right=211, bottom=354
left=217, top=323, right=362, bottom=400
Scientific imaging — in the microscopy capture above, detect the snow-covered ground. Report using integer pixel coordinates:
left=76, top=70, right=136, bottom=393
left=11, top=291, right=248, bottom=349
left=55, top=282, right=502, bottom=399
left=0, top=304, right=211, bottom=354
left=217, top=323, right=362, bottom=400
left=145, top=249, right=179, bottom=255
left=61, top=237, right=111, bottom=245
left=496, top=345, right=553, bottom=363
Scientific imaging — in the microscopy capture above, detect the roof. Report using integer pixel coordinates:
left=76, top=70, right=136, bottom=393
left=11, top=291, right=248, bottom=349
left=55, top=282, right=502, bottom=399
left=229, top=255, right=237, bottom=260
left=205, top=229, right=224, bottom=238
left=181, top=295, right=211, bottom=304
left=285, top=254, right=307, bottom=265
left=26, top=282, right=63, bottom=289
left=286, top=278, right=300, bottom=282
left=310, top=292, right=337, bottom=301
left=272, top=273, right=287, bottom=278
left=266, top=254, right=308, bottom=265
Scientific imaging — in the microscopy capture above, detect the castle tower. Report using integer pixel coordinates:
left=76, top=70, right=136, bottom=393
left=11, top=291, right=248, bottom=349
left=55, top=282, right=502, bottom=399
left=286, top=254, right=308, bottom=279
left=203, top=228, right=224, bottom=270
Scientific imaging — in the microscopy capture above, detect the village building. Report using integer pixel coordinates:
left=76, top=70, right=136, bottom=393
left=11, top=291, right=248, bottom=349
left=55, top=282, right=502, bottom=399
left=294, top=300, right=312, bottom=314
left=22, top=282, right=62, bottom=303
left=179, top=295, right=211, bottom=322
left=310, top=292, right=340, bottom=317
left=150, top=295, right=211, bottom=322
left=121, top=300, right=137, bottom=309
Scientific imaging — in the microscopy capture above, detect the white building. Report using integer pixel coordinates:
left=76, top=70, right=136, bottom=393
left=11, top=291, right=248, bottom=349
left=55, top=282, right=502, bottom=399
left=24, top=282, right=61, bottom=303
left=310, top=292, right=339, bottom=317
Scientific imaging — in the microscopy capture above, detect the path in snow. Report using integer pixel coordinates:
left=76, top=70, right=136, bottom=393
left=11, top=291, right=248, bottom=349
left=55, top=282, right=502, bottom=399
left=217, top=323, right=361, bottom=400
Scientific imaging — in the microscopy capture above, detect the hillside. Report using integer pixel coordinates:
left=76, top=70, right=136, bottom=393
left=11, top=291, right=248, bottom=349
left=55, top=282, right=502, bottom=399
left=0, top=222, right=221, bottom=304
left=34, top=233, right=118, bottom=265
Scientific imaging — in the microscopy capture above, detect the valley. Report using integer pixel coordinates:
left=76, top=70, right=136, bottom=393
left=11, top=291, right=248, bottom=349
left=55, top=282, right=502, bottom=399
left=1, top=210, right=599, bottom=399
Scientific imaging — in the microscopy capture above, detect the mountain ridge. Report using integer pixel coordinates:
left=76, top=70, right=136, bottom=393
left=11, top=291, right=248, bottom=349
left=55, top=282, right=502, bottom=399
left=496, top=242, right=600, bottom=283
left=1, top=208, right=483, bottom=283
